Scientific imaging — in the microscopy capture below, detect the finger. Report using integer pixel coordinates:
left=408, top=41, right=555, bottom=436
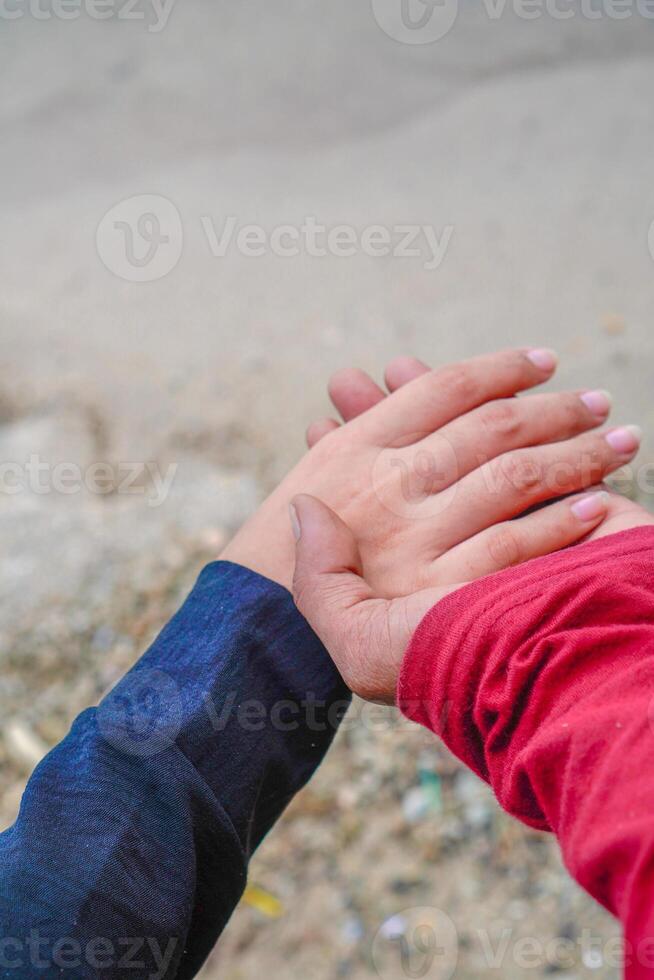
left=309, top=359, right=430, bottom=448
left=427, top=424, right=642, bottom=551
left=405, top=388, right=613, bottom=493
left=384, top=356, right=430, bottom=392
left=436, top=490, right=610, bottom=580
left=291, top=494, right=422, bottom=705
left=306, top=417, right=341, bottom=448
left=328, top=368, right=386, bottom=422
left=291, top=494, right=372, bottom=658
left=358, top=348, right=559, bottom=447
left=585, top=488, right=654, bottom=540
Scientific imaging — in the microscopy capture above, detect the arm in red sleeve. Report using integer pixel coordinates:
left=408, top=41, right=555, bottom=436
left=398, top=525, right=654, bottom=978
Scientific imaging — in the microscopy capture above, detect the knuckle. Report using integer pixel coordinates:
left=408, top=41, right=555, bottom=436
left=487, top=526, right=523, bottom=568
left=504, top=348, right=532, bottom=378
left=506, top=348, right=529, bottom=373
left=406, top=447, right=445, bottom=495
left=500, top=450, right=543, bottom=492
left=559, top=393, right=587, bottom=431
left=579, top=439, right=607, bottom=482
left=479, top=399, right=521, bottom=439
left=568, top=392, right=587, bottom=422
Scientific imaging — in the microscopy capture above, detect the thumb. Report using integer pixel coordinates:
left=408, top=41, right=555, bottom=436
left=290, top=494, right=372, bottom=638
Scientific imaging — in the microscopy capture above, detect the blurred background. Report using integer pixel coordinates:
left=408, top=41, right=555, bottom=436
left=2, top=1, right=654, bottom=976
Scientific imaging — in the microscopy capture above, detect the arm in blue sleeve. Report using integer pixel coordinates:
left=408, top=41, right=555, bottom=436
left=0, top=561, right=350, bottom=979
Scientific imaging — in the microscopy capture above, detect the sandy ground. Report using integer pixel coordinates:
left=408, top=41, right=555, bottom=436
left=2, top=2, right=654, bottom=977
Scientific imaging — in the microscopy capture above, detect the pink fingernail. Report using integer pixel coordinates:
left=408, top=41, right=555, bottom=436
left=580, top=389, right=612, bottom=418
left=526, top=348, right=558, bottom=373
left=571, top=491, right=610, bottom=522
left=605, top=425, right=642, bottom=454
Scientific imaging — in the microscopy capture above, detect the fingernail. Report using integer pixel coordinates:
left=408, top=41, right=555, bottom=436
left=526, top=348, right=558, bottom=373
left=571, top=491, right=610, bottom=522
left=605, top=425, right=642, bottom=454
left=580, top=389, right=613, bottom=418
left=289, top=503, right=301, bottom=541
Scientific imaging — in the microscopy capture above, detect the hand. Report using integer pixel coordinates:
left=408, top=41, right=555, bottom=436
left=306, top=357, right=654, bottom=545
left=290, top=360, right=653, bottom=704
left=221, top=348, right=640, bottom=598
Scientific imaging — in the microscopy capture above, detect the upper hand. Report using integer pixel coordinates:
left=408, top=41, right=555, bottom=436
left=221, top=348, right=642, bottom=598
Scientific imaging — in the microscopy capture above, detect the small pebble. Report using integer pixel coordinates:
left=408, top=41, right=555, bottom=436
left=3, top=720, right=48, bottom=772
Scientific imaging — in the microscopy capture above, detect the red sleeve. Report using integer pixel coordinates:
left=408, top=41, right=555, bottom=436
left=398, top=526, right=654, bottom=978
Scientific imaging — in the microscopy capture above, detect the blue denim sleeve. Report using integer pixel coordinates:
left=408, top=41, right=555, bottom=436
left=0, top=561, right=350, bottom=979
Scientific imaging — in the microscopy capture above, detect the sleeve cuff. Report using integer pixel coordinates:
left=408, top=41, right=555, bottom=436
left=398, top=526, right=654, bottom=812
